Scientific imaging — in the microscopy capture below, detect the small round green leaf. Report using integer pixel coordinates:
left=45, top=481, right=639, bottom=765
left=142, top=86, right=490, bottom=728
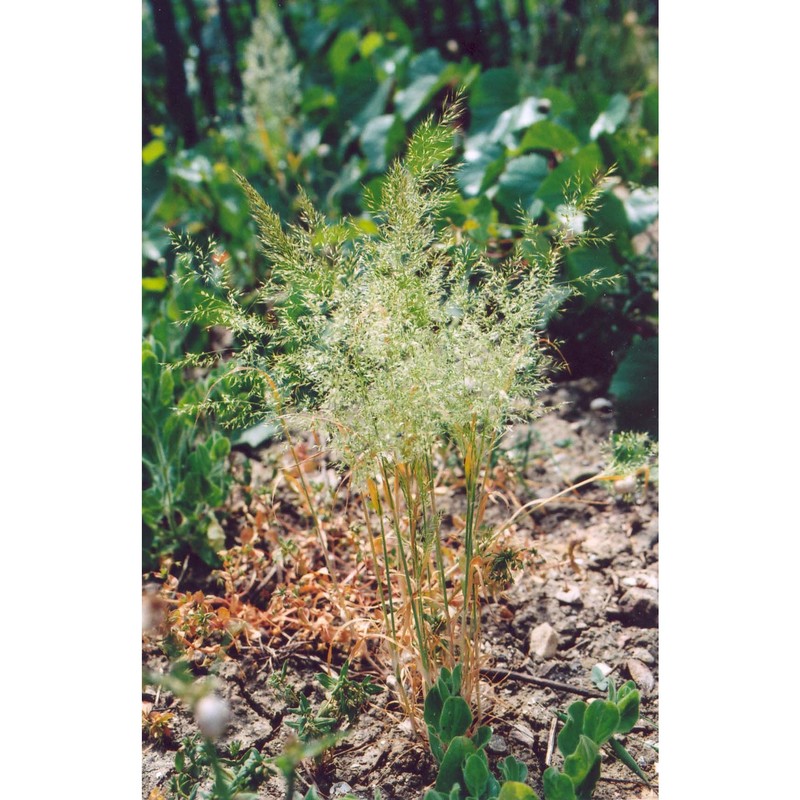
left=563, top=735, right=599, bottom=786
left=496, top=781, right=540, bottom=800
left=440, top=695, right=473, bottom=741
left=464, top=753, right=489, bottom=797
left=615, top=687, right=641, bottom=734
left=583, top=700, right=620, bottom=745
left=542, top=768, right=576, bottom=800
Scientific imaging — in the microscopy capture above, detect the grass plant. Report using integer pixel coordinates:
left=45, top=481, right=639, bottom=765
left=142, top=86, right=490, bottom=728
left=174, top=97, right=610, bottom=722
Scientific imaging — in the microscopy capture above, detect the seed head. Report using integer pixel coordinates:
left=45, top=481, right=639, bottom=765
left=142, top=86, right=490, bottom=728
left=195, top=693, right=230, bottom=740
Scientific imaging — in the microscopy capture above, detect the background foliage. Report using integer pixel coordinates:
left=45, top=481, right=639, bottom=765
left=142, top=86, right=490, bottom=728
left=142, top=0, right=658, bottom=568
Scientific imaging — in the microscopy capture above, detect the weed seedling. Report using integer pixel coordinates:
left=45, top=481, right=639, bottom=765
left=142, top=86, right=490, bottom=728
left=283, top=659, right=383, bottom=742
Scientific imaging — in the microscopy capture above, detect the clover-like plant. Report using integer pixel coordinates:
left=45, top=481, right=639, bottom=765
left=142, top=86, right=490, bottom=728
left=543, top=678, right=644, bottom=800
left=423, top=666, right=538, bottom=800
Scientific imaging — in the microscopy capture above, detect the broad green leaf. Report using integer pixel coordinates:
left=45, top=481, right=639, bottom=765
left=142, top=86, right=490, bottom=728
left=435, top=736, right=475, bottom=793
left=396, top=74, right=441, bottom=121
left=609, top=337, right=658, bottom=437
left=624, top=187, right=659, bottom=234
left=440, top=695, right=473, bottom=741
left=211, top=436, right=231, bottom=460
left=615, top=687, right=641, bottom=734
left=428, top=726, right=444, bottom=764
left=517, top=121, right=579, bottom=156
left=315, top=672, right=335, bottom=689
left=542, top=768, right=576, bottom=800
left=470, top=725, right=492, bottom=750
left=464, top=753, right=489, bottom=797
left=565, top=244, right=621, bottom=305
left=582, top=700, right=620, bottom=745
left=562, top=736, right=599, bottom=787
left=158, top=369, right=174, bottom=406
left=360, top=114, right=405, bottom=172
left=591, top=191, right=631, bottom=248
left=540, top=87, right=576, bottom=118
left=494, top=154, right=550, bottom=217
left=142, top=138, right=166, bottom=165
left=142, top=276, right=168, bottom=292
left=498, top=756, right=528, bottom=783
left=142, top=344, right=159, bottom=384
left=590, top=94, right=631, bottom=140
left=394, top=49, right=447, bottom=121
left=456, top=142, right=505, bottom=197
left=616, top=681, right=637, bottom=701
left=496, top=781, right=539, bottom=800
left=642, top=86, right=658, bottom=135
left=451, top=664, right=463, bottom=695
left=424, top=685, right=444, bottom=728
left=328, top=29, right=360, bottom=77
left=574, top=751, right=602, bottom=799
left=301, top=85, right=336, bottom=113
left=359, top=31, right=383, bottom=58
left=469, top=68, right=519, bottom=136
left=535, top=144, right=604, bottom=211
left=337, top=63, right=388, bottom=137
left=557, top=702, right=587, bottom=757
left=483, top=96, right=549, bottom=147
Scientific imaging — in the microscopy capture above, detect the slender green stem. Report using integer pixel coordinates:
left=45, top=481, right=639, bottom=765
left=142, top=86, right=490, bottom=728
left=204, top=738, right=232, bottom=800
left=380, top=460, right=431, bottom=688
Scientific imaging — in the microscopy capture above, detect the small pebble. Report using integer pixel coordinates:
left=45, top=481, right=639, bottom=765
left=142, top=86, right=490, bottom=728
left=589, top=397, right=613, bottom=412
left=622, top=573, right=658, bottom=590
left=510, top=722, right=535, bottom=747
left=631, top=647, right=655, bottom=665
left=614, top=475, right=638, bottom=494
left=626, top=658, right=655, bottom=695
left=555, top=585, right=582, bottom=605
left=487, top=734, right=508, bottom=754
left=330, top=782, right=354, bottom=798
left=593, top=662, right=613, bottom=680
left=616, top=586, right=659, bottom=627
left=398, top=718, right=414, bottom=736
left=529, top=622, right=559, bottom=659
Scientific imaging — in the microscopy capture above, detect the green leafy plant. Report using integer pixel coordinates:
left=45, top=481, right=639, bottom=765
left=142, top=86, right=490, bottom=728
left=270, top=733, right=348, bottom=800
left=422, top=666, right=538, bottom=800
left=144, top=662, right=266, bottom=800
left=281, top=659, right=382, bottom=742
left=142, top=337, right=232, bottom=570
left=171, top=734, right=271, bottom=800
left=542, top=677, right=645, bottom=800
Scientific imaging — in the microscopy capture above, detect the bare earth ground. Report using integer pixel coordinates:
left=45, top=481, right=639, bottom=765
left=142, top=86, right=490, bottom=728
left=143, top=378, right=658, bottom=799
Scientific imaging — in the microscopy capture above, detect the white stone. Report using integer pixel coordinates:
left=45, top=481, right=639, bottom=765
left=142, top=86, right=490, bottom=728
left=555, top=585, right=582, bottom=605
left=529, top=622, right=559, bottom=659
left=589, top=397, right=613, bottom=412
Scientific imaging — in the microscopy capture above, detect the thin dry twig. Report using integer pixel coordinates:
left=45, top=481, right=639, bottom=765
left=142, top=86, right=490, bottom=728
left=545, top=715, right=557, bottom=766
left=480, top=667, right=603, bottom=699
